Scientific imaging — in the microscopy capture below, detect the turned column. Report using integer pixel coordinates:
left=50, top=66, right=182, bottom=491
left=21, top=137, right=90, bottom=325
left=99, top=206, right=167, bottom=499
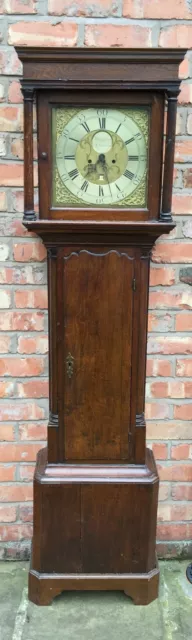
left=22, top=86, right=36, bottom=222
left=161, top=91, right=179, bottom=222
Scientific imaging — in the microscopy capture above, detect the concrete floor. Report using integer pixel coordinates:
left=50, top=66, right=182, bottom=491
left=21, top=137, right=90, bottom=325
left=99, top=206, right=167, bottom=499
left=0, top=561, right=192, bottom=640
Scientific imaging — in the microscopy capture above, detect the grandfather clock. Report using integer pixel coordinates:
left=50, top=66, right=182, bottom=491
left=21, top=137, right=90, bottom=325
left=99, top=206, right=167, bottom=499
left=16, top=47, right=185, bottom=605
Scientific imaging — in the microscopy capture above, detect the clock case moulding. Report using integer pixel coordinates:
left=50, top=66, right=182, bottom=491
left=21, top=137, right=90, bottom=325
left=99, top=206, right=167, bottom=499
left=16, top=47, right=186, bottom=606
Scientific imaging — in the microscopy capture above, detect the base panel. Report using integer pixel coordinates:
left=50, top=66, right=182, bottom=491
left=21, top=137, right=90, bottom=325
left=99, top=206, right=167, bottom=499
left=29, top=447, right=159, bottom=605
left=29, top=562, right=159, bottom=606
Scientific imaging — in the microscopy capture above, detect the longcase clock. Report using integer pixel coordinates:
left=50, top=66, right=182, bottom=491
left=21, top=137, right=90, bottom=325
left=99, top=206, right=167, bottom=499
left=16, top=47, right=186, bottom=605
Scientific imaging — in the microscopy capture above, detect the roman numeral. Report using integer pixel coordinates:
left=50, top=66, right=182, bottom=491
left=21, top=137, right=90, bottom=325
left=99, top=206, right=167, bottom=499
left=68, top=168, right=79, bottom=180
left=64, top=155, right=75, bottom=160
left=99, top=186, right=104, bottom=197
left=115, top=184, right=121, bottom=191
left=81, top=122, right=90, bottom=133
left=124, top=169, right=135, bottom=180
left=99, top=117, right=106, bottom=129
left=125, top=136, right=135, bottom=145
left=125, top=133, right=142, bottom=145
left=128, top=155, right=139, bottom=161
left=81, top=180, right=89, bottom=192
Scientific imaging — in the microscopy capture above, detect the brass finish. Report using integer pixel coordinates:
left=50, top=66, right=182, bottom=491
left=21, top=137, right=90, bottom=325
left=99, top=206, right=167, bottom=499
left=66, top=353, right=74, bottom=379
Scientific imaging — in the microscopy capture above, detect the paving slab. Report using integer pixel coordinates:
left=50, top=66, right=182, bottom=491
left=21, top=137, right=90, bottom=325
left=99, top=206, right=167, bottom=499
left=0, top=560, right=192, bottom=640
left=0, top=562, right=27, bottom=640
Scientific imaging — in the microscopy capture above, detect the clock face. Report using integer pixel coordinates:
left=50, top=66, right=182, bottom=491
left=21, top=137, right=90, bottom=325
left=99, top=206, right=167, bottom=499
left=52, top=107, right=149, bottom=208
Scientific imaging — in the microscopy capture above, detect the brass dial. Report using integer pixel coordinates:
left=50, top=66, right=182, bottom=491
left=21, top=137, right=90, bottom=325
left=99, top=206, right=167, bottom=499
left=52, top=107, right=149, bottom=208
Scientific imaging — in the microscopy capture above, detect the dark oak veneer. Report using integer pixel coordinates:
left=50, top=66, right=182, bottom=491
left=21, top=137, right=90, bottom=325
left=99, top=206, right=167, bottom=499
left=16, top=47, right=186, bottom=606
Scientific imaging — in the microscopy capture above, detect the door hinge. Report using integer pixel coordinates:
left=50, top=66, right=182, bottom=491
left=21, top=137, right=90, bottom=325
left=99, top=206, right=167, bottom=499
left=132, top=277, right=136, bottom=292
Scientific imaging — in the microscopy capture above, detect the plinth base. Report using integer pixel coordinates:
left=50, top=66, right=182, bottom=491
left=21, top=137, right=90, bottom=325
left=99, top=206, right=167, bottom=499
left=29, top=447, right=159, bottom=605
left=29, top=562, right=159, bottom=606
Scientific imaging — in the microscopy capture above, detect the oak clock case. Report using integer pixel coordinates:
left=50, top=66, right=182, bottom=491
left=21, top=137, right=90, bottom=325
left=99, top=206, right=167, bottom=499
left=16, top=46, right=186, bottom=606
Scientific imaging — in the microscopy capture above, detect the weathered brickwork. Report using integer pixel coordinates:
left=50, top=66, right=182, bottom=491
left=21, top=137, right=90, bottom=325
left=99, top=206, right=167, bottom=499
left=0, top=0, right=192, bottom=559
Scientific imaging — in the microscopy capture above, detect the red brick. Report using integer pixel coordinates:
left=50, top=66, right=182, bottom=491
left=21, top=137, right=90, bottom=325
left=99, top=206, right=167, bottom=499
left=179, top=58, right=190, bottom=79
left=151, top=443, right=168, bottom=460
left=146, top=359, right=172, bottom=377
left=0, top=443, right=41, bottom=462
left=0, top=164, right=23, bottom=187
left=19, top=505, right=33, bottom=522
left=13, top=242, right=46, bottom=262
left=0, top=311, right=44, bottom=332
left=158, top=505, right=171, bottom=522
left=187, top=113, right=192, bottom=134
left=157, top=523, right=192, bottom=541
left=0, top=485, right=32, bottom=501
left=0, top=106, right=22, bottom=131
left=9, top=21, right=78, bottom=46
left=4, top=0, right=36, bottom=12
left=17, top=335, right=48, bottom=354
left=174, top=405, right=192, bottom=420
left=19, top=465, right=35, bottom=481
left=158, top=484, right=169, bottom=501
left=172, top=194, right=192, bottom=214
left=17, top=380, right=48, bottom=398
left=159, top=25, right=192, bottom=48
left=10, top=137, right=23, bottom=160
left=147, top=421, right=192, bottom=441
left=0, top=192, right=7, bottom=211
left=183, top=169, right=192, bottom=188
left=0, top=266, right=44, bottom=286
left=178, top=83, right=192, bottom=105
left=19, top=423, right=47, bottom=441
left=175, top=140, right=192, bottom=162
left=15, top=289, right=48, bottom=309
left=148, top=337, right=192, bottom=355
left=85, top=24, right=151, bottom=47
left=176, top=359, right=192, bottom=377
left=149, top=267, right=175, bottom=286
left=176, top=314, right=192, bottom=331
left=149, top=292, right=192, bottom=310
left=8, top=80, right=22, bottom=103
left=0, top=524, right=32, bottom=542
left=1, top=50, right=22, bottom=76
left=172, top=485, right=192, bottom=501
left=49, top=0, right=119, bottom=15
left=0, top=403, right=44, bottom=421
left=148, top=382, right=168, bottom=398
left=158, top=464, right=192, bottom=482
left=123, top=0, right=192, bottom=19
left=0, top=290, right=11, bottom=309
left=145, top=403, right=169, bottom=420
left=0, top=506, right=16, bottom=523
left=152, top=243, right=192, bottom=264
left=0, top=336, right=11, bottom=353
left=13, top=312, right=44, bottom=331
left=158, top=504, right=192, bottom=522
left=148, top=313, right=172, bottom=332
left=171, top=444, right=191, bottom=460
left=0, top=465, right=15, bottom=481
left=0, top=425, right=14, bottom=441
left=0, top=357, right=44, bottom=376
left=149, top=381, right=192, bottom=399
left=0, top=382, right=15, bottom=398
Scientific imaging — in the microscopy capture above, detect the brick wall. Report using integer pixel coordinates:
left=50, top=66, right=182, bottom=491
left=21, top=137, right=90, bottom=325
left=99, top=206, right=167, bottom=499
left=0, top=0, right=192, bottom=560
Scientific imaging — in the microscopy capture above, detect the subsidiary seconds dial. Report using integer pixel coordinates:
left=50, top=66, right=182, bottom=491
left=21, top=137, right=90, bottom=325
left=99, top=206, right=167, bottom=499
left=55, top=107, right=148, bottom=207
